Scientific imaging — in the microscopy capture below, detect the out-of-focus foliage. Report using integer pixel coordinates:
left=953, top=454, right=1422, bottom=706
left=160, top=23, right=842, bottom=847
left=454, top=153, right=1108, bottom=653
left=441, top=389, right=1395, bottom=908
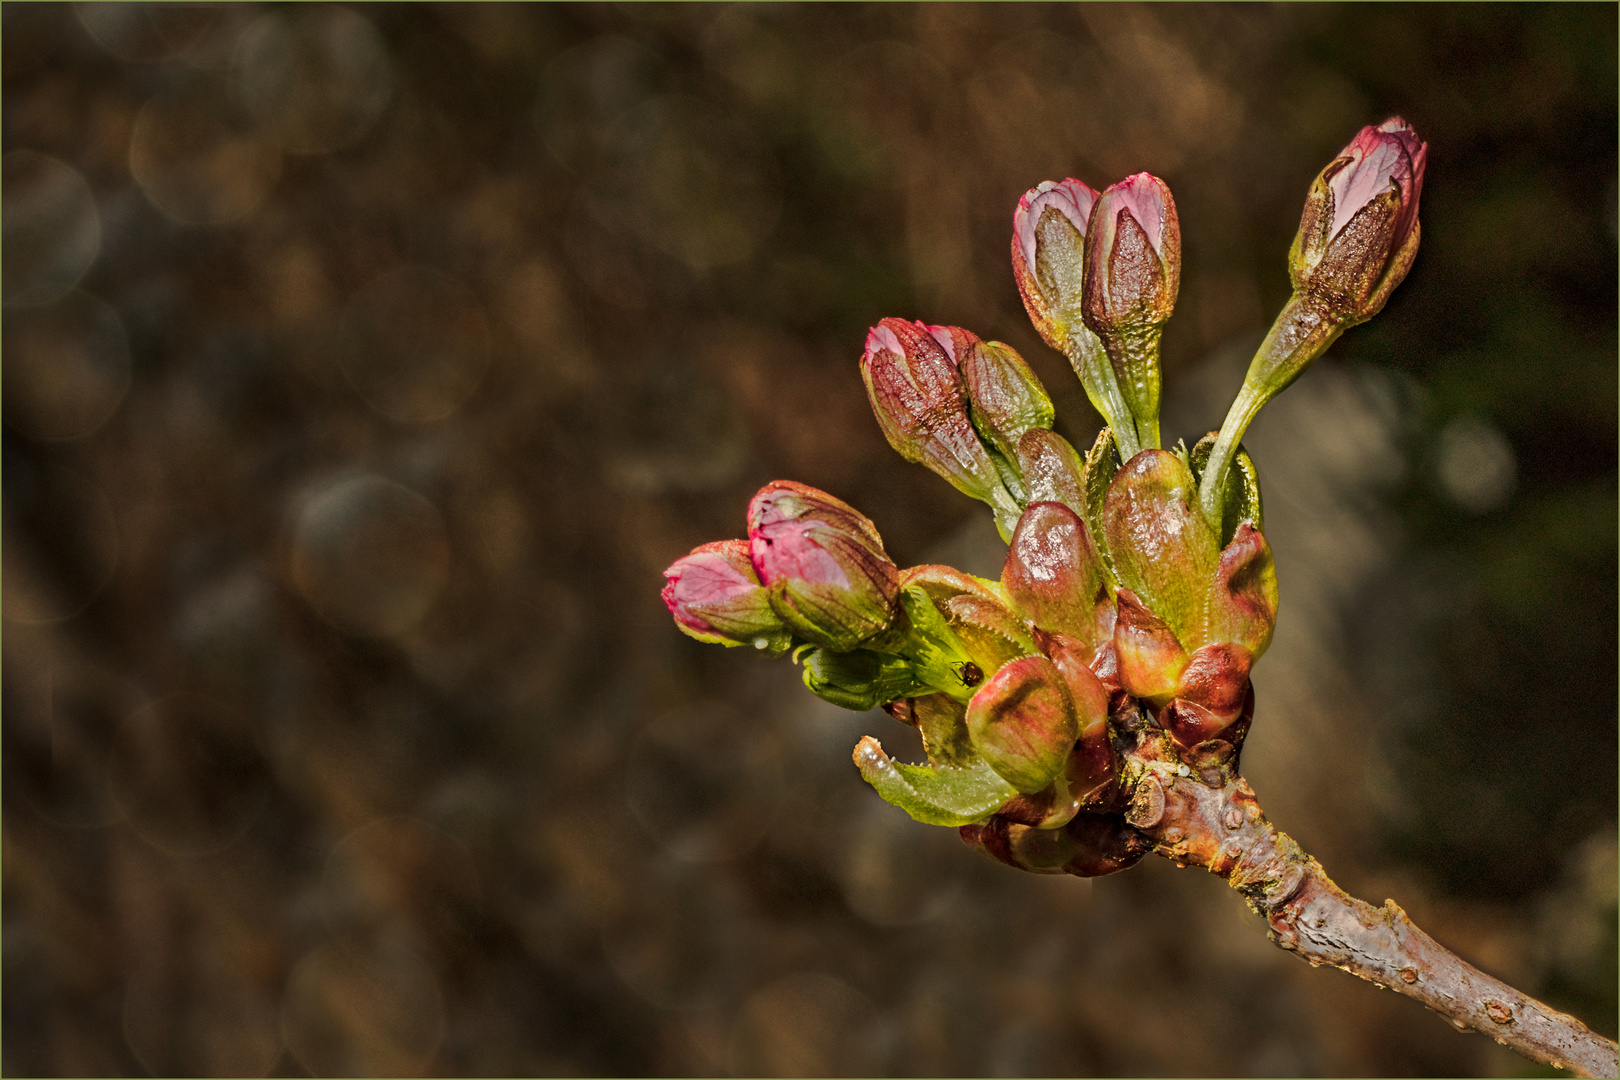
left=3, top=4, right=1612, bottom=1076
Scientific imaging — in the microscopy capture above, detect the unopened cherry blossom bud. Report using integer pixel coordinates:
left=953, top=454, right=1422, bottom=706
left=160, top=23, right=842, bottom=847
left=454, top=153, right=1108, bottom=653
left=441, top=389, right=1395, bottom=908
left=928, top=326, right=1054, bottom=480
left=861, top=318, right=1022, bottom=535
left=1291, top=117, right=1426, bottom=323
left=748, top=481, right=899, bottom=652
left=1199, top=120, right=1426, bottom=527
left=662, top=540, right=792, bottom=655
left=1012, top=179, right=1097, bottom=352
left=1012, top=178, right=1141, bottom=457
left=1082, top=173, right=1181, bottom=452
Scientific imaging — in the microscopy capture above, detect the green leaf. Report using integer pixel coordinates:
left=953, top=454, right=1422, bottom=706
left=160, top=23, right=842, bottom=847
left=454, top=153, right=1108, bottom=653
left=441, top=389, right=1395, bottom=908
left=852, top=736, right=1018, bottom=826
left=799, top=648, right=923, bottom=711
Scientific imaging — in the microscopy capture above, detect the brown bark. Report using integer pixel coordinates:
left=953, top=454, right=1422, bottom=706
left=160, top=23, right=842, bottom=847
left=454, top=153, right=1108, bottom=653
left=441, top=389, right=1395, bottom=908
left=1119, top=738, right=1619, bottom=1078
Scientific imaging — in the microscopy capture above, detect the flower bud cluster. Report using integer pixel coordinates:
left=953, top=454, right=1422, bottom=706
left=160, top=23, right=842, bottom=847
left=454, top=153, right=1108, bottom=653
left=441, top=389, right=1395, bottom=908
left=664, top=117, right=1421, bottom=885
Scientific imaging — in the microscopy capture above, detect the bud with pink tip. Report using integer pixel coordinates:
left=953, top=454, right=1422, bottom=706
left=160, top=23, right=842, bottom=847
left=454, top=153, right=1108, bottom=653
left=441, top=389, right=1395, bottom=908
left=1012, top=178, right=1141, bottom=458
left=928, top=325, right=1054, bottom=486
left=861, top=318, right=1023, bottom=536
left=747, top=481, right=899, bottom=652
left=1198, top=119, right=1426, bottom=528
left=663, top=539, right=792, bottom=654
left=1290, top=117, right=1426, bottom=322
left=1082, top=173, right=1181, bottom=452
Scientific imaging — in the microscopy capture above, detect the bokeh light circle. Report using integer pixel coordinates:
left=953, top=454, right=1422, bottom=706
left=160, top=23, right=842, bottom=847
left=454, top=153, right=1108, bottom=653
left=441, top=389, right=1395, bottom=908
left=290, top=475, right=451, bottom=637
left=624, top=702, right=785, bottom=863
left=234, top=6, right=394, bottom=155
left=110, top=695, right=273, bottom=857
left=16, top=663, right=143, bottom=829
left=123, top=961, right=282, bottom=1078
left=338, top=267, right=491, bottom=425
left=2, top=461, right=119, bottom=625
left=726, top=972, right=886, bottom=1077
left=129, top=77, right=282, bottom=226
left=3, top=291, right=133, bottom=441
left=2, top=150, right=101, bottom=306
left=75, top=2, right=225, bottom=63
left=280, top=940, right=444, bottom=1077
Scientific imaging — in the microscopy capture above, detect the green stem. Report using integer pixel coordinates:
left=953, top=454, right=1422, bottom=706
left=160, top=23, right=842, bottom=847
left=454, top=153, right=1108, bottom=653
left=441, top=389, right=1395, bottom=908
left=1066, top=329, right=1141, bottom=460
left=1197, top=294, right=1343, bottom=526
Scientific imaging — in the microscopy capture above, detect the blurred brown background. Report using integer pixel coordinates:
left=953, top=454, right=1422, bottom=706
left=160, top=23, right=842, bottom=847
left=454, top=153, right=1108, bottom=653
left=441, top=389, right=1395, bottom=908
left=3, top=4, right=1614, bottom=1077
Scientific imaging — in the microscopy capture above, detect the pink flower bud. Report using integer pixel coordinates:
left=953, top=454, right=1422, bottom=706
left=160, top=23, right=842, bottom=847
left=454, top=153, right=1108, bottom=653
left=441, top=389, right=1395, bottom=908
left=930, top=326, right=1054, bottom=471
left=1012, top=178, right=1098, bottom=354
left=663, top=540, right=792, bottom=653
left=1082, top=173, right=1180, bottom=448
left=747, top=481, right=899, bottom=652
left=1084, top=174, right=1181, bottom=327
left=861, top=318, right=1020, bottom=526
left=1291, top=117, right=1427, bottom=322
left=1012, top=178, right=1146, bottom=457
